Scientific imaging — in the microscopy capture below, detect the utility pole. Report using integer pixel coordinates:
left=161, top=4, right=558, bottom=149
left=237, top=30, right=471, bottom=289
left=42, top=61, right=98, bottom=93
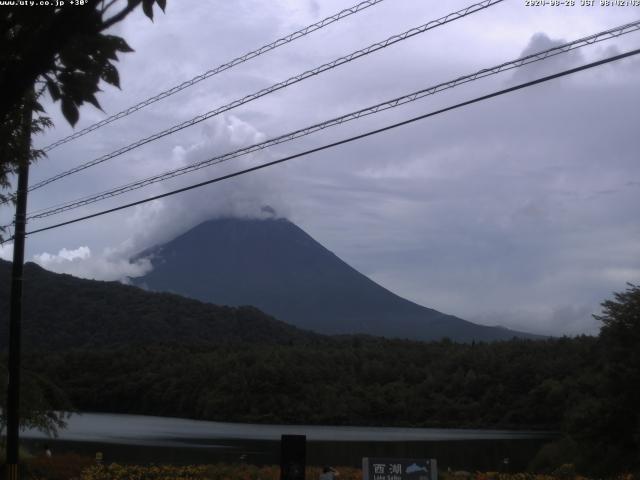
left=5, top=93, right=32, bottom=480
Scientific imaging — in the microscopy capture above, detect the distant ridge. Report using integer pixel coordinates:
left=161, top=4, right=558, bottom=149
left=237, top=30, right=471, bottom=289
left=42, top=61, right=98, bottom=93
left=0, top=259, right=316, bottom=351
left=132, top=216, right=540, bottom=342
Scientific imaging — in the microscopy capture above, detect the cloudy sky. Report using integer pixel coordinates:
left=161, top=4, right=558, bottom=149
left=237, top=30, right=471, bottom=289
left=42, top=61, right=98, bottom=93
left=2, top=0, right=639, bottom=336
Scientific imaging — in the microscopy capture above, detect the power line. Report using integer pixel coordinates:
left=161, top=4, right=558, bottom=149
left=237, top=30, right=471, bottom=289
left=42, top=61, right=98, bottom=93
left=24, top=0, right=504, bottom=195
left=25, top=19, right=640, bottom=221
left=23, top=47, right=640, bottom=238
left=40, top=0, right=388, bottom=153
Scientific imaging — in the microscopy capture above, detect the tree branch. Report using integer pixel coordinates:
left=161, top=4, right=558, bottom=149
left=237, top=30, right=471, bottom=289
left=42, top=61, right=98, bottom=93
left=101, top=0, right=141, bottom=31
left=101, top=0, right=120, bottom=15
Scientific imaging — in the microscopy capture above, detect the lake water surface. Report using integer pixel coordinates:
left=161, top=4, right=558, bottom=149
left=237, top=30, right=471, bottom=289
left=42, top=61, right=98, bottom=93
left=23, top=413, right=553, bottom=471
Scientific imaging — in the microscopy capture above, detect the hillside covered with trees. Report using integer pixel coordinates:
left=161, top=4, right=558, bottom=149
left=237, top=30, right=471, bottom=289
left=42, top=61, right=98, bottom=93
left=0, top=260, right=316, bottom=350
left=25, top=337, right=594, bottom=429
left=15, top=320, right=639, bottom=474
left=0, top=256, right=638, bottom=474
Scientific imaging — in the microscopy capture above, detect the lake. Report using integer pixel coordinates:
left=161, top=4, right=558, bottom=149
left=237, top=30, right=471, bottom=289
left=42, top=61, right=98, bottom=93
left=22, top=413, right=554, bottom=471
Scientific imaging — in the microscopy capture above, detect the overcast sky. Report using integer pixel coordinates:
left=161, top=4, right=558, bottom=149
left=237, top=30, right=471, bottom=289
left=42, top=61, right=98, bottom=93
left=2, top=0, right=639, bottom=336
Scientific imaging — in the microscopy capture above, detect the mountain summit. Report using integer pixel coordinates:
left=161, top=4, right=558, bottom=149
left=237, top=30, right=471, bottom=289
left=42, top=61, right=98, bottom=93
left=132, top=217, right=538, bottom=341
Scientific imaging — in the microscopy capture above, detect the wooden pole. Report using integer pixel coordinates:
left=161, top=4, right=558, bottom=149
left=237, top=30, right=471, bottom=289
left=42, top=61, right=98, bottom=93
left=5, top=94, right=32, bottom=480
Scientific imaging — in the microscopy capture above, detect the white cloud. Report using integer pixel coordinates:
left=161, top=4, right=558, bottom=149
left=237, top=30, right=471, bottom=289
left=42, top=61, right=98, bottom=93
left=121, top=113, right=292, bottom=251
left=0, top=243, right=13, bottom=261
left=35, top=246, right=91, bottom=264
left=32, top=245, right=152, bottom=281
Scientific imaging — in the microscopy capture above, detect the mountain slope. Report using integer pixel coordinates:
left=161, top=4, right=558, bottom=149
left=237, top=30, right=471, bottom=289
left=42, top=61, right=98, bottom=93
left=0, top=259, right=316, bottom=351
left=132, top=217, right=538, bottom=341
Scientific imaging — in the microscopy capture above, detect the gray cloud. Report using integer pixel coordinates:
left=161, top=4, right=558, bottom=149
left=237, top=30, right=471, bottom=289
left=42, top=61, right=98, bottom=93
left=120, top=113, right=294, bottom=252
left=510, top=32, right=585, bottom=83
left=3, top=0, right=639, bottom=336
left=472, top=304, right=599, bottom=337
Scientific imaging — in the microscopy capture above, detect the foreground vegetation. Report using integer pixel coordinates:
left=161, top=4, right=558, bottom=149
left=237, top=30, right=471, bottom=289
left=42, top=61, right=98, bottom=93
left=22, top=456, right=639, bottom=480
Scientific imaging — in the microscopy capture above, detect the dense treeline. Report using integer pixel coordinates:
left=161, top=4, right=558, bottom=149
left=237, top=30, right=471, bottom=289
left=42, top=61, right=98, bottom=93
left=20, top=284, right=640, bottom=476
left=0, top=260, right=316, bottom=350
left=25, top=337, right=595, bottom=429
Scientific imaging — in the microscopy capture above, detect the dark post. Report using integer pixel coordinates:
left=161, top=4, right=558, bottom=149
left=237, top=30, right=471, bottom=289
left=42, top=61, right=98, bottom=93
left=280, top=434, right=306, bottom=480
left=5, top=95, right=32, bottom=480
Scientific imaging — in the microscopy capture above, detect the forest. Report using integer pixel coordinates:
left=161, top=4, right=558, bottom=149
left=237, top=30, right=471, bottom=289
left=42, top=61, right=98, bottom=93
left=1, top=281, right=638, bottom=474
left=23, top=337, right=595, bottom=429
left=17, top=330, right=640, bottom=473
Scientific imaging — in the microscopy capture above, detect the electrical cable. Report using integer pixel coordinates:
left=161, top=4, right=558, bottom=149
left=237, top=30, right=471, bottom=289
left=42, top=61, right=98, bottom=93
left=24, top=0, right=504, bottom=195
left=21, top=46, right=640, bottom=238
left=24, top=19, right=640, bottom=221
left=41, top=0, right=388, bottom=152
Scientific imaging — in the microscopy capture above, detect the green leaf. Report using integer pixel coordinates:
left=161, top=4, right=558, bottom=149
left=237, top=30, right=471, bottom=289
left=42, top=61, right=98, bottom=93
left=61, top=98, right=79, bottom=126
left=142, top=0, right=154, bottom=20
left=32, top=101, right=46, bottom=114
left=59, top=41, right=90, bottom=70
left=104, top=35, right=134, bottom=53
left=85, top=93, right=103, bottom=111
left=46, top=80, right=61, bottom=101
left=62, top=71, right=98, bottom=103
left=101, top=64, right=120, bottom=89
left=97, top=38, right=121, bottom=61
left=156, top=0, right=166, bottom=11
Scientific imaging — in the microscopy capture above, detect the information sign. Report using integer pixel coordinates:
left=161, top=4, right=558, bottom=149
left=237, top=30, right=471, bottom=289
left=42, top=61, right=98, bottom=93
left=363, top=458, right=437, bottom=480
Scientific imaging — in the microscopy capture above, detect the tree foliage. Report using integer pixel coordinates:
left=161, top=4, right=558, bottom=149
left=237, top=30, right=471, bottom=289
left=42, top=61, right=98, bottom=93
left=2, top=260, right=638, bottom=473
left=0, top=0, right=166, bottom=125
left=0, top=0, right=166, bottom=209
left=589, top=283, right=640, bottom=472
left=0, top=363, right=72, bottom=438
left=544, top=284, right=640, bottom=474
left=0, top=260, right=316, bottom=351
left=25, top=337, right=596, bottom=430
left=0, top=0, right=167, bottom=432
left=0, top=92, right=52, bottom=208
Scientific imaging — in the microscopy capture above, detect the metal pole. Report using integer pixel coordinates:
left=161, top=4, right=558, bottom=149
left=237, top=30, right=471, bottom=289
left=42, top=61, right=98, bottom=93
left=5, top=95, right=32, bottom=480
